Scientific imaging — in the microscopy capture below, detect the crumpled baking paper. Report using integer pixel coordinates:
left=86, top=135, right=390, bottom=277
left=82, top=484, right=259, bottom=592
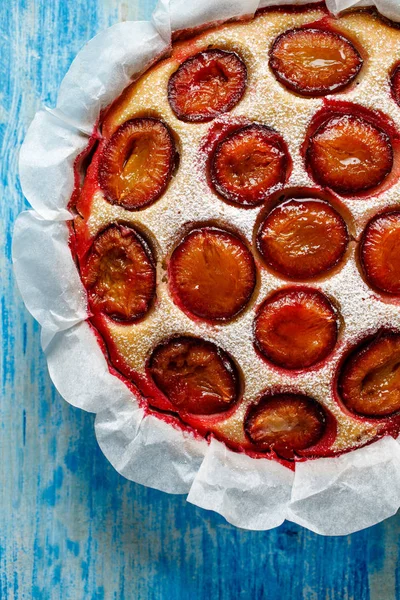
left=13, top=0, right=400, bottom=535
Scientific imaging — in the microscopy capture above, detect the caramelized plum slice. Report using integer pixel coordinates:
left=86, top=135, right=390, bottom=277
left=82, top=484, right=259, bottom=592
left=148, top=337, right=239, bottom=414
left=269, top=28, right=363, bottom=97
left=98, top=118, right=176, bottom=210
left=307, top=115, right=393, bottom=195
left=82, top=225, right=156, bottom=321
left=169, top=227, right=256, bottom=321
left=168, top=49, right=247, bottom=123
left=257, top=198, right=348, bottom=279
left=245, top=394, right=326, bottom=453
left=391, top=65, right=400, bottom=107
left=210, top=124, right=288, bottom=207
left=338, top=332, right=400, bottom=417
left=361, top=211, right=400, bottom=294
left=254, top=288, right=338, bottom=370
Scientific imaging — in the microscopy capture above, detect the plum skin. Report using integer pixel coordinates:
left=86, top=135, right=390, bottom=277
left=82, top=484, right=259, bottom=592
left=338, top=331, right=400, bottom=418
left=81, top=224, right=156, bottom=322
left=168, top=49, right=247, bottom=123
left=168, top=226, right=257, bottom=322
left=147, top=336, right=240, bottom=415
left=253, top=287, right=339, bottom=370
left=98, top=117, right=176, bottom=210
left=269, top=27, right=363, bottom=97
left=256, top=198, right=349, bottom=279
left=210, top=124, right=289, bottom=207
left=244, top=393, right=327, bottom=454
left=360, top=210, right=400, bottom=295
left=306, top=114, right=394, bottom=195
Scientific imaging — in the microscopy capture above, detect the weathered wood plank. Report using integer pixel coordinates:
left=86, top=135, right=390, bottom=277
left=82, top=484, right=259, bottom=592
left=1, top=1, right=400, bottom=598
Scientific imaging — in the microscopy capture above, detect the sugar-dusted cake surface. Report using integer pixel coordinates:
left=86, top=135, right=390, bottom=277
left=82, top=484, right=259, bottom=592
left=73, top=5, right=400, bottom=463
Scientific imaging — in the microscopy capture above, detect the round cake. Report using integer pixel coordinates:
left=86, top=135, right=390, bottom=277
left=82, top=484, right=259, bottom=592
left=70, top=4, right=400, bottom=465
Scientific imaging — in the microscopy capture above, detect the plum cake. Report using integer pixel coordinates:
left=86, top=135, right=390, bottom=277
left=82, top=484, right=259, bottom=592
left=70, top=4, right=400, bottom=465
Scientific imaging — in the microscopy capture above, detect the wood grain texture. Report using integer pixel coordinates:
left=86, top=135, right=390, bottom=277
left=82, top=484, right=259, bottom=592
left=2, top=1, right=400, bottom=598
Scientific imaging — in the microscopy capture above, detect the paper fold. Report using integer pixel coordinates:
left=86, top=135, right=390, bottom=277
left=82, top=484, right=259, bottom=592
left=43, top=322, right=135, bottom=413
left=187, top=438, right=294, bottom=530
left=288, top=437, right=400, bottom=535
left=13, top=211, right=87, bottom=332
left=56, top=20, right=170, bottom=134
left=95, top=408, right=208, bottom=494
left=19, top=110, right=88, bottom=221
left=14, top=0, right=400, bottom=535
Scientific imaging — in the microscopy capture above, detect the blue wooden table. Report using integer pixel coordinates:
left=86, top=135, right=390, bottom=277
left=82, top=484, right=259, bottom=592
left=2, top=1, right=400, bottom=598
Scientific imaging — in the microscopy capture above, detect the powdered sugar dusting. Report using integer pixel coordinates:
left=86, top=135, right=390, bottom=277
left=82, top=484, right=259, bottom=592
left=81, top=7, right=400, bottom=454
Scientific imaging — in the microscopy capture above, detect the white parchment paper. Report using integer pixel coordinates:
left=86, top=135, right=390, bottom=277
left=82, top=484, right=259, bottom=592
left=13, top=0, right=400, bottom=535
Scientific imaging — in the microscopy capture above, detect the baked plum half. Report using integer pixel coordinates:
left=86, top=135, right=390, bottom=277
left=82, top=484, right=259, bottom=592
left=269, top=28, right=362, bottom=97
left=210, top=124, right=288, bottom=207
left=257, top=198, right=348, bottom=279
left=307, top=114, right=393, bottom=195
left=361, top=211, right=400, bottom=295
left=254, top=288, right=338, bottom=370
left=338, top=332, right=400, bottom=417
left=169, top=227, right=256, bottom=321
left=245, top=394, right=326, bottom=454
left=99, top=117, right=176, bottom=210
left=168, top=49, right=247, bottom=122
left=148, top=336, right=239, bottom=415
left=81, top=224, right=156, bottom=321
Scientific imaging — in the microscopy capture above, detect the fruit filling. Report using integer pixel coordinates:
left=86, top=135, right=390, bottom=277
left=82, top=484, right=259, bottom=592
left=148, top=336, right=239, bottom=414
left=98, top=117, right=176, bottom=210
left=269, top=28, right=363, bottom=97
left=361, top=211, right=400, bottom=295
left=254, top=288, right=338, bottom=370
left=169, top=227, right=256, bottom=321
left=257, top=198, right=348, bottom=279
left=81, top=224, right=156, bottom=321
left=245, top=394, right=326, bottom=454
left=210, top=124, right=288, bottom=206
left=338, top=332, right=400, bottom=417
left=307, top=114, right=393, bottom=195
left=168, top=49, right=247, bottom=123
left=391, top=64, right=400, bottom=107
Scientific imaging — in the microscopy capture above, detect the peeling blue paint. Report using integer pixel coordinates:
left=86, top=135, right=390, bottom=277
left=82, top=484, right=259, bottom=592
left=64, top=451, right=79, bottom=473
left=22, top=409, right=26, bottom=446
left=66, top=540, right=80, bottom=557
left=41, top=467, right=64, bottom=506
left=52, top=564, right=61, bottom=586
